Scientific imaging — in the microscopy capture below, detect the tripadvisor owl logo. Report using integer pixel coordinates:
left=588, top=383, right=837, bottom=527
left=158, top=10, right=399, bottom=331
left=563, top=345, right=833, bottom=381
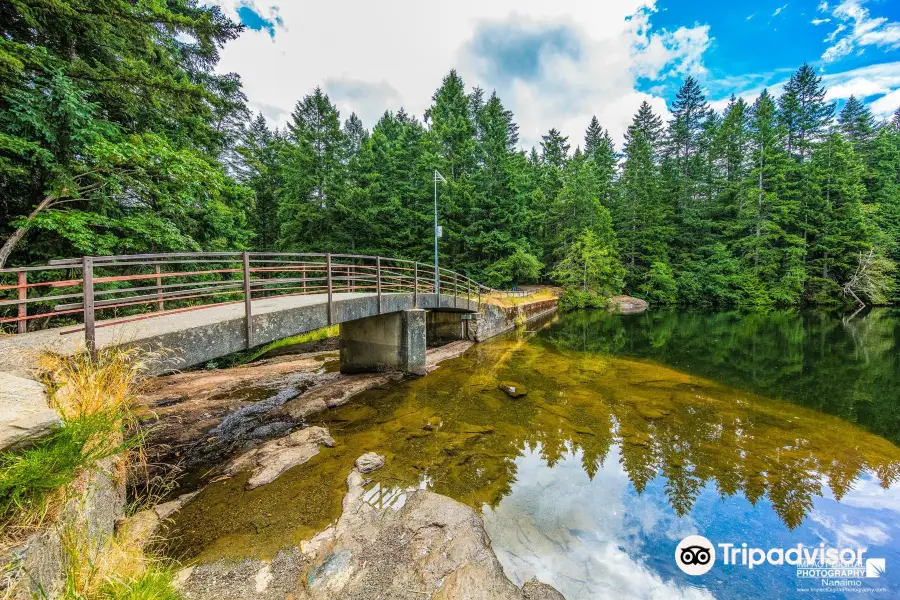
left=676, top=535, right=716, bottom=576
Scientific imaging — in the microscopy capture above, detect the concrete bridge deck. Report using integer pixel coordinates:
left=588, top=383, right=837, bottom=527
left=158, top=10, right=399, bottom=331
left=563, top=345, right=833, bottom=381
left=0, top=291, right=477, bottom=377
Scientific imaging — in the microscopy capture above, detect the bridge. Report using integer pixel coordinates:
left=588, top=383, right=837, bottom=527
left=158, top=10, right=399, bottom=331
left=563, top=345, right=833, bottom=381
left=0, top=252, right=492, bottom=378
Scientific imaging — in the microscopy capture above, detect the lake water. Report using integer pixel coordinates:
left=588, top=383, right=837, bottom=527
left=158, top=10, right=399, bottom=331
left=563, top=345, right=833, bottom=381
left=166, top=308, right=900, bottom=599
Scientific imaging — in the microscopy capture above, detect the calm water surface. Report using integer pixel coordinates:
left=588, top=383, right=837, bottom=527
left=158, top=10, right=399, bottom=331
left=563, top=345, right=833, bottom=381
left=167, top=308, right=900, bottom=600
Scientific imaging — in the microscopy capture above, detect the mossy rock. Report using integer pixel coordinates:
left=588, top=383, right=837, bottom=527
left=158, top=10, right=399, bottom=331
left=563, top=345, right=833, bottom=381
left=498, top=381, right=527, bottom=398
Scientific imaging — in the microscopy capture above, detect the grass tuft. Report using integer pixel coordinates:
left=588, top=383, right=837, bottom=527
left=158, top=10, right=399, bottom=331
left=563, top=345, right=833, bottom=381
left=61, top=518, right=183, bottom=600
left=0, top=414, right=126, bottom=530
left=0, top=346, right=149, bottom=544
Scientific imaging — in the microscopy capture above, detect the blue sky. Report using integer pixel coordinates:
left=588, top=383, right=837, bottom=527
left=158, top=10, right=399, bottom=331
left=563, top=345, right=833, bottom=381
left=644, top=0, right=900, bottom=106
left=218, top=0, right=900, bottom=148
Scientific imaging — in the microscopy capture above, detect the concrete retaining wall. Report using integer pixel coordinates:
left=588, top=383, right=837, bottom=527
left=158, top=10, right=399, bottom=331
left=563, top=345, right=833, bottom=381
left=467, top=298, right=558, bottom=342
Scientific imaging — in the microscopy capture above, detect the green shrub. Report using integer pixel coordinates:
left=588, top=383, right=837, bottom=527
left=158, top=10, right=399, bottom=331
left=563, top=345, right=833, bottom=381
left=558, top=289, right=607, bottom=312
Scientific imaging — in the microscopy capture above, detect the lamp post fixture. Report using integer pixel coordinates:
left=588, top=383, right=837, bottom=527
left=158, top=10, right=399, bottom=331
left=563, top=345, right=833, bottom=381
left=433, top=169, right=446, bottom=297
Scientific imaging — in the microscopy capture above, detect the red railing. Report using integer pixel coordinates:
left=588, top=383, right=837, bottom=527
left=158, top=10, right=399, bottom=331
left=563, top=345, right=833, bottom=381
left=0, top=252, right=495, bottom=350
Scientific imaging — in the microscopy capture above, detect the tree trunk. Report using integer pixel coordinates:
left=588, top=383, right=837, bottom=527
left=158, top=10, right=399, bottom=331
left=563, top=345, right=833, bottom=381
left=0, top=195, right=54, bottom=269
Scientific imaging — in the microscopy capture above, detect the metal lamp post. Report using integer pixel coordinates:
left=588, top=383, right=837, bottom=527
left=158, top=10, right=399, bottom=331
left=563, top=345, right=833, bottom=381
left=433, top=169, right=446, bottom=298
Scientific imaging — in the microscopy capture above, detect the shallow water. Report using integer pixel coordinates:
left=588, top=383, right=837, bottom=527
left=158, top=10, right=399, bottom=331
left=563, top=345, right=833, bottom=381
left=165, top=308, right=900, bottom=599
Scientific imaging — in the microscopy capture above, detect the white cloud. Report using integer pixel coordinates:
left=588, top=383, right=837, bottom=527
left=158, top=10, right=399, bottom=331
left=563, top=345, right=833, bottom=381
left=870, top=88, right=900, bottom=116
left=482, top=446, right=715, bottom=600
left=821, top=0, right=900, bottom=62
left=747, top=13, right=756, bottom=21
left=209, top=0, right=711, bottom=149
left=772, top=4, right=789, bottom=18
left=707, top=62, right=900, bottom=119
left=811, top=18, right=831, bottom=25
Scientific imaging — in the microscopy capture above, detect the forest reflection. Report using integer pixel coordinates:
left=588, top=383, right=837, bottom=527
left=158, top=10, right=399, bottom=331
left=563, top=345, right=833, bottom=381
left=167, top=312, right=900, bottom=561
left=327, top=325, right=900, bottom=531
left=540, top=307, right=900, bottom=444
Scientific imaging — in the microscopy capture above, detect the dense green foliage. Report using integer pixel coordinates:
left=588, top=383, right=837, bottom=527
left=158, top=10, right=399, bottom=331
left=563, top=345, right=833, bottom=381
left=0, top=0, right=251, bottom=266
left=2, top=3, right=898, bottom=307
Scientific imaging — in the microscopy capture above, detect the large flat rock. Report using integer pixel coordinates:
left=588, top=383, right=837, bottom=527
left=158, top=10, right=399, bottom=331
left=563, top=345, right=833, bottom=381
left=0, top=372, right=60, bottom=450
left=177, top=457, right=566, bottom=600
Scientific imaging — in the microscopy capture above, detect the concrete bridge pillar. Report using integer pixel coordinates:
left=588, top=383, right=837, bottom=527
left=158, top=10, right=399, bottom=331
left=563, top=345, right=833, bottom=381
left=426, top=311, right=466, bottom=346
left=339, top=309, right=426, bottom=375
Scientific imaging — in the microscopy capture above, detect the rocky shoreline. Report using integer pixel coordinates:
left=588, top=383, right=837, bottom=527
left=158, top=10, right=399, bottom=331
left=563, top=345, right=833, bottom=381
left=132, top=334, right=568, bottom=599
left=173, top=453, right=564, bottom=600
left=139, top=341, right=473, bottom=488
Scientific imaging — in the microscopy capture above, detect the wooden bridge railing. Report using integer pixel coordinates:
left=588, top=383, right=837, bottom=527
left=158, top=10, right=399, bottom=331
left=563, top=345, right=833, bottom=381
left=0, top=252, right=497, bottom=350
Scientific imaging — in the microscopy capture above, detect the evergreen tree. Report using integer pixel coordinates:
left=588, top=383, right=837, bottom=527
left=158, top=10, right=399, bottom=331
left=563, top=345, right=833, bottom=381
left=278, top=87, right=347, bottom=250
left=540, top=128, right=571, bottom=169
left=838, top=96, right=875, bottom=152
left=236, top=114, right=284, bottom=251
left=778, top=64, right=835, bottom=163
left=617, top=101, right=670, bottom=290
left=584, top=116, right=617, bottom=209
left=806, top=130, right=869, bottom=298
left=425, top=70, right=476, bottom=179
left=736, top=90, right=805, bottom=304
left=0, top=0, right=251, bottom=266
left=552, top=226, right=625, bottom=299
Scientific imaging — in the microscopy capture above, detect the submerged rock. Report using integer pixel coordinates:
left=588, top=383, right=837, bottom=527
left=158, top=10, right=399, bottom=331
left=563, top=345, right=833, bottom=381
left=225, top=426, right=335, bottom=490
left=177, top=455, right=565, bottom=600
left=523, top=578, right=567, bottom=600
left=499, top=381, right=527, bottom=398
left=354, top=452, right=384, bottom=474
left=606, top=295, right=649, bottom=314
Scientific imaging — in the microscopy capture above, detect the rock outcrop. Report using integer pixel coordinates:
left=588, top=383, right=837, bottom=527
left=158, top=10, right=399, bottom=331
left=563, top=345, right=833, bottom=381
left=224, top=426, right=335, bottom=490
left=353, top=452, right=384, bottom=474
left=177, top=456, right=565, bottom=600
left=606, top=295, right=649, bottom=315
left=0, top=372, right=60, bottom=451
left=2, top=459, right=125, bottom=599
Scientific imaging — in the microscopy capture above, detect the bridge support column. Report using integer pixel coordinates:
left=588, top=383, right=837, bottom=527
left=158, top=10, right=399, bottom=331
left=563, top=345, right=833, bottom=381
left=426, top=311, right=465, bottom=346
left=340, top=309, right=426, bottom=375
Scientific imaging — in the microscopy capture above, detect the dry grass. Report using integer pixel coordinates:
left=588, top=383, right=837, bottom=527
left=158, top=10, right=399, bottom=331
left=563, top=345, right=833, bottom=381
left=61, top=518, right=182, bottom=600
left=480, top=287, right=560, bottom=308
left=39, top=345, right=149, bottom=423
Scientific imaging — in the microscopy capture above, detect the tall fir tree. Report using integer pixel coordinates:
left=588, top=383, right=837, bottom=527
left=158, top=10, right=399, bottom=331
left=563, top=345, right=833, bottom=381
left=278, top=87, right=347, bottom=251
left=617, top=101, right=669, bottom=290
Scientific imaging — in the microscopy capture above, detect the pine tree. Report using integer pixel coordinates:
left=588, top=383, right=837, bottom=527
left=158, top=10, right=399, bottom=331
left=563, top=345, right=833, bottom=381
left=343, top=113, right=368, bottom=156
left=617, top=101, right=670, bottom=290
left=838, top=96, right=875, bottom=151
left=540, top=128, right=571, bottom=169
left=468, top=92, right=530, bottom=277
left=236, top=114, right=284, bottom=251
left=868, top=124, right=900, bottom=300
left=716, top=96, right=750, bottom=218
left=807, top=130, right=869, bottom=290
left=584, top=116, right=617, bottom=208
left=736, top=90, right=805, bottom=304
left=667, top=76, right=710, bottom=178
left=278, top=87, right=347, bottom=250
left=778, top=63, right=835, bottom=163
left=425, top=70, right=476, bottom=179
